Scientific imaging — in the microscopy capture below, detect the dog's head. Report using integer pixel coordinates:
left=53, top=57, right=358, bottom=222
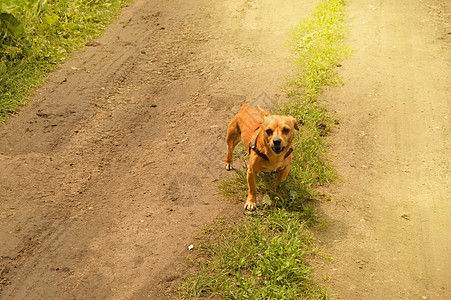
left=258, top=106, right=299, bottom=155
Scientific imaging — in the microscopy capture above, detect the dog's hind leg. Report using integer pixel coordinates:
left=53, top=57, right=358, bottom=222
left=225, top=120, right=241, bottom=171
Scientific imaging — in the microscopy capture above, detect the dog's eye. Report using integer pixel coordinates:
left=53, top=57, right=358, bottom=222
left=265, top=129, right=273, bottom=136
left=282, top=128, right=290, bottom=134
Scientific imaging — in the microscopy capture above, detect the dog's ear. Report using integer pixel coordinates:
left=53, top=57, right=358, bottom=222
left=292, top=117, right=300, bottom=131
left=257, top=106, right=271, bottom=119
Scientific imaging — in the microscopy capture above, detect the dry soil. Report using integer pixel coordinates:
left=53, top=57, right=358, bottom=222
left=319, top=0, right=450, bottom=299
left=0, top=0, right=449, bottom=299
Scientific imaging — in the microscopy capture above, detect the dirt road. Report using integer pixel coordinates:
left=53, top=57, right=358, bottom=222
left=0, top=0, right=449, bottom=299
left=319, top=0, right=450, bottom=299
left=0, top=0, right=317, bottom=298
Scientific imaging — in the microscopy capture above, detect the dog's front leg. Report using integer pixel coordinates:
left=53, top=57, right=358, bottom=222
left=245, top=167, right=258, bottom=210
left=274, top=166, right=291, bottom=207
left=276, top=165, right=291, bottom=187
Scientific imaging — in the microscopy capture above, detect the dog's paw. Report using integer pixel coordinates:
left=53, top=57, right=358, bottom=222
left=225, top=163, right=233, bottom=171
left=244, top=201, right=256, bottom=211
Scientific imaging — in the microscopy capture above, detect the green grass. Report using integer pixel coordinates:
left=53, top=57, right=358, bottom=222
left=178, top=0, right=350, bottom=299
left=180, top=211, right=328, bottom=299
left=286, top=0, right=350, bottom=101
left=0, top=0, right=131, bottom=123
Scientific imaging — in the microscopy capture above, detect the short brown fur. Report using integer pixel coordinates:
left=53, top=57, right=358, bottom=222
left=225, top=104, right=299, bottom=210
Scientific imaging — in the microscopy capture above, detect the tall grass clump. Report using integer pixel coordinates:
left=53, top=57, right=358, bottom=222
left=0, top=0, right=131, bottom=122
left=179, top=0, right=350, bottom=299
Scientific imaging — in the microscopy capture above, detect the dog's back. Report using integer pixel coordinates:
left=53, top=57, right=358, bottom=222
left=233, top=104, right=262, bottom=146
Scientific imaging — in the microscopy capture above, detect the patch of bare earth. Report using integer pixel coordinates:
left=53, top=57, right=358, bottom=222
left=2, top=0, right=449, bottom=299
left=318, top=0, right=450, bottom=299
left=0, top=0, right=318, bottom=298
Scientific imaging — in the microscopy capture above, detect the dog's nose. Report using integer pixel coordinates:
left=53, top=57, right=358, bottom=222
left=273, top=137, right=282, bottom=146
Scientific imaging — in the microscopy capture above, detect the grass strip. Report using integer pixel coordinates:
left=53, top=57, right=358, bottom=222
left=0, top=0, right=131, bottom=123
left=180, top=211, right=328, bottom=299
left=180, top=0, right=350, bottom=298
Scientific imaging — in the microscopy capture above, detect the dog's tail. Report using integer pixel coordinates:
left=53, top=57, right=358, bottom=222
left=240, top=103, right=250, bottom=112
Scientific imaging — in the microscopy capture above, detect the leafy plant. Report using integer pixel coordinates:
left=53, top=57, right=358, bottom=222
left=0, top=0, right=24, bottom=38
left=0, top=0, right=131, bottom=122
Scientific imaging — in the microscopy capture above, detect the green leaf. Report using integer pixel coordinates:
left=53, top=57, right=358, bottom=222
left=44, top=14, right=59, bottom=26
left=36, top=0, right=48, bottom=13
left=0, top=0, right=19, bottom=14
left=0, top=13, right=24, bottom=37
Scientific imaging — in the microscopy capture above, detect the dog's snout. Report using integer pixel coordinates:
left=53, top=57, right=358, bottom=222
left=273, top=137, right=282, bottom=146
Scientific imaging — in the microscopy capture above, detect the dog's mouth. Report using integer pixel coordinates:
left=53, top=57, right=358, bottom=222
left=271, top=146, right=285, bottom=154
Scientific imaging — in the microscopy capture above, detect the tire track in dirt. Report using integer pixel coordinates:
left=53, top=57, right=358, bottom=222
left=319, top=0, right=450, bottom=299
left=0, top=0, right=318, bottom=298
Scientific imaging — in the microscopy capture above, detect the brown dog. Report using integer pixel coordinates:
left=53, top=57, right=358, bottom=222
left=225, top=104, right=299, bottom=210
